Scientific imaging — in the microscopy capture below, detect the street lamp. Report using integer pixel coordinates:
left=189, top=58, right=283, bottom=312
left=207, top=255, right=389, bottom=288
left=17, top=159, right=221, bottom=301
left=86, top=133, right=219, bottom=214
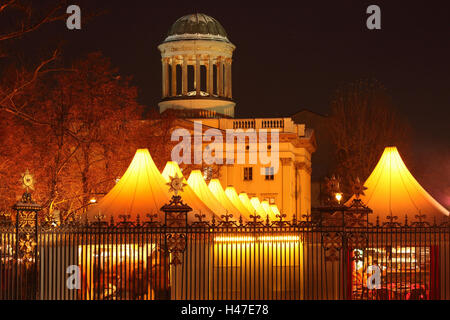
left=335, top=192, right=343, bottom=204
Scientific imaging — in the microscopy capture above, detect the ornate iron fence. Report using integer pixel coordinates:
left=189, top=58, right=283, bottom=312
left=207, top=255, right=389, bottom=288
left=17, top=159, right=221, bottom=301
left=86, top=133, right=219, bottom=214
left=1, top=207, right=449, bottom=300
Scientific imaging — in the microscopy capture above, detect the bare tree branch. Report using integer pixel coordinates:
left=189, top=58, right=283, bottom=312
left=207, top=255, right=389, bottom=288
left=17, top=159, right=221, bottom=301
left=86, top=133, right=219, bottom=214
left=0, top=0, right=68, bottom=42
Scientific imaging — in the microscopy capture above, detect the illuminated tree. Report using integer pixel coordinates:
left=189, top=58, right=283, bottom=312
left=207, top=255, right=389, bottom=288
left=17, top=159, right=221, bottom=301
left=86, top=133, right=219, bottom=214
left=30, top=52, right=143, bottom=214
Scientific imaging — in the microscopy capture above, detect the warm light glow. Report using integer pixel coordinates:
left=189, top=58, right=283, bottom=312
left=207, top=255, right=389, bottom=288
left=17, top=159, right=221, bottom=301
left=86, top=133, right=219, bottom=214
left=258, top=235, right=300, bottom=242
left=335, top=192, right=343, bottom=203
left=214, top=235, right=300, bottom=243
left=225, top=186, right=252, bottom=220
left=78, top=243, right=156, bottom=299
left=162, top=162, right=215, bottom=218
left=270, top=204, right=280, bottom=217
left=187, top=170, right=228, bottom=215
left=214, top=236, right=255, bottom=243
left=78, top=243, right=155, bottom=261
left=238, top=193, right=254, bottom=213
left=261, top=200, right=275, bottom=220
left=208, top=179, right=242, bottom=216
left=250, top=197, right=265, bottom=216
left=89, top=198, right=97, bottom=204
left=346, top=146, right=449, bottom=220
left=86, top=149, right=170, bottom=221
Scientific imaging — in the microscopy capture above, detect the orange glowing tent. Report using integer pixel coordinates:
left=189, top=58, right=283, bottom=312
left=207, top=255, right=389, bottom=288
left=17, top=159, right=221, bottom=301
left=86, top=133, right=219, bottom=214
left=250, top=197, right=266, bottom=218
left=238, top=193, right=256, bottom=215
left=87, top=149, right=170, bottom=221
left=261, top=200, right=276, bottom=220
left=187, top=170, right=228, bottom=217
left=162, top=161, right=216, bottom=220
left=346, top=146, right=449, bottom=222
left=208, top=179, right=243, bottom=218
left=270, top=204, right=281, bottom=219
left=225, top=187, right=252, bottom=220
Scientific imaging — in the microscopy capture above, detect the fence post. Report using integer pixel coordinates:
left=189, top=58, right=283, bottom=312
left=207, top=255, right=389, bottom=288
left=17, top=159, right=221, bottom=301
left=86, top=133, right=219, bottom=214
left=161, top=194, right=192, bottom=265
left=158, top=174, right=192, bottom=300
left=12, top=190, right=41, bottom=300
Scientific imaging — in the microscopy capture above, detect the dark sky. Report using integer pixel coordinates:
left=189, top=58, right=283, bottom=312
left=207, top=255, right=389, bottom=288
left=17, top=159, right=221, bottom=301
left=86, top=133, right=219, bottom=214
left=55, top=1, right=449, bottom=142
left=11, top=0, right=450, bottom=204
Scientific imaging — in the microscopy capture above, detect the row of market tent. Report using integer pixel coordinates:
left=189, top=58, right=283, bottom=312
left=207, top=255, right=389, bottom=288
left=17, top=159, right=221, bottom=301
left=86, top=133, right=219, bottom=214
left=88, top=147, right=449, bottom=223
left=87, top=148, right=281, bottom=222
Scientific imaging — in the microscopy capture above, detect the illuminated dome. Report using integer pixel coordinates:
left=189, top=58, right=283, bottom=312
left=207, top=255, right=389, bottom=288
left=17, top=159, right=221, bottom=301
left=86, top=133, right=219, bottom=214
left=164, top=13, right=230, bottom=43
left=158, top=13, right=235, bottom=118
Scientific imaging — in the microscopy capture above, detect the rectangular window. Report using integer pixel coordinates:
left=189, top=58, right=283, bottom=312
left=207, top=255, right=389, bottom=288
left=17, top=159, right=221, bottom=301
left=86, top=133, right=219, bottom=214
left=264, top=167, right=274, bottom=180
left=243, top=167, right=253, bottom=181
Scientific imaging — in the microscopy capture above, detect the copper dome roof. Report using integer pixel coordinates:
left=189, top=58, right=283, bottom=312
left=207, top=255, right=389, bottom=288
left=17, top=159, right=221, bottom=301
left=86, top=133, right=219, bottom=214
left=164, top=13, right=230, bottom=43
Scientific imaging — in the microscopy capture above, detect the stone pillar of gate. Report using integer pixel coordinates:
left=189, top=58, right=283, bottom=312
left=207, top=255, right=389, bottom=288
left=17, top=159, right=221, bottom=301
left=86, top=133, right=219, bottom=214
left=12, top=171, right=41, bottom=300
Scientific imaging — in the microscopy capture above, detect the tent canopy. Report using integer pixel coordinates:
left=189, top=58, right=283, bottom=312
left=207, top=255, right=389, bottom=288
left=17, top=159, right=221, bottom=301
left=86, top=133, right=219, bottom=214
left=162, top=161, right=216, bottom=220
left=208, top=179, right=243, bottom=218
left=250, top=197, right=266, bottom=218
left=187, top=170, right=228, bottom=217
left=87, top=149, right=170, bottom=221
left=261, top=200, right=276, bottom=220
left=347, top=146, right=449, bottom=222
left=239, top=193, right=256, bottom=216
left=225, top=187, right=252, bottom=220
left=270, top=204, right=281, bottom=218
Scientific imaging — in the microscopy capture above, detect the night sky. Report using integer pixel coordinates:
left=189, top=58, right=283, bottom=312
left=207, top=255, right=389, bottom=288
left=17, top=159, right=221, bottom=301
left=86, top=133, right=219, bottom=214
left=10, top=0, right=450, bottom=204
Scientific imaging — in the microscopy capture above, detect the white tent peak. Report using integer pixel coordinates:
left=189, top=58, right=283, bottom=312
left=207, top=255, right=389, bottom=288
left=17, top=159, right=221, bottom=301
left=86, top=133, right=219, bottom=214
left=187, top=170, right=228, bottom=217
left=208, top=179, right=242, bottom=217
left=162, top=161, right=216, bottom=219
left=87, top=148, right=170, bottom=221
left=347, top=146, right=449, bottom=221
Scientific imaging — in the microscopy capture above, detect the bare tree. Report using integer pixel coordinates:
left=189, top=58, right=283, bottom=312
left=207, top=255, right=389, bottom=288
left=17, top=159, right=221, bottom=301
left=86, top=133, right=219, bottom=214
left=0, top=1, right=68, bottom=113
left=329, top=79, right=411, bottom=195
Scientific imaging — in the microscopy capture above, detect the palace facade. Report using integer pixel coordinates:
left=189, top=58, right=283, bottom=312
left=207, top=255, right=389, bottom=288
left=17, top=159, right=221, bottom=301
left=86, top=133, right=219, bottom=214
left=156, top=13, right=316, bottom=217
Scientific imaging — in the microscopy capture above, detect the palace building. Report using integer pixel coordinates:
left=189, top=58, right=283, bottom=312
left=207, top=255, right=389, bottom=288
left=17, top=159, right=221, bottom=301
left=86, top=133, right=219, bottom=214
left=157, top=13, right=316, bottom=217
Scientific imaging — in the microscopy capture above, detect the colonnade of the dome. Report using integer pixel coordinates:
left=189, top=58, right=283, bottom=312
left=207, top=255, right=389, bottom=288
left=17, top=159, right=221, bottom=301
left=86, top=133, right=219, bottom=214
left=161, top=54, right=232, bottom=99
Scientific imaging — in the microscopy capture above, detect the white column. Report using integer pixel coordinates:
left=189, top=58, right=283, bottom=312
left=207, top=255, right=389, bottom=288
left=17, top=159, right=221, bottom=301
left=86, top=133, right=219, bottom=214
left=217, top=57, right=223, bottom=96
left=205, top=56, right=210, bottom=95
left=228, top=60, right=232, bottom=98
left=171, top=58, right=177, bottom=96
left=226, top=60, right=232, bottom=98
left=162, top=58, right=169, bottom=98
left=195, top=55, right=200, bottom=96
left=223, top=60, right=228, bottom=97
left=182, top=56, right=188, bottom=95
left=208, top=56, right=214, bottom=95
